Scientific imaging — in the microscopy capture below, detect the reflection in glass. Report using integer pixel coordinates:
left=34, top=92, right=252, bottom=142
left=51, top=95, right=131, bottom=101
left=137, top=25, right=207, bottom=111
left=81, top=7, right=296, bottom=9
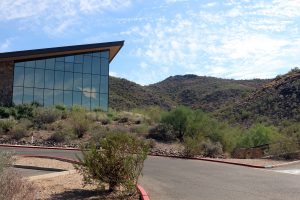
left=54, top=71, right=64, bottom=90
left=64, top=72, right=73, bottom=90
left=44, top=89, right=54, bottom=106
left=92, top=57, right=100, bottom=74
left=54, top=90, right=63, bottom=105
left=56, top=57, right=64, bottom=62
left=91, top=93, right=99, bottom=109
left=101, top=58, right=109, bottom=75
left=24, top=68, right=34, bottom=87
left=13, top=67, right=24, bottom=86
left=73, top=91, right=82, bottom=106
left=100, top=94, right=108, bottom=111
left=65, top=56, right=74, bottom=63
left=83, top=74, right=92, bottom=91
left=36, top=60, right=46, bottom=68
left=74, top=63, right=82, bottom=73
left=65, top=63, right=73, bottom=72
left=73, top=73, right=82, bottom=91
left=100, top=76, right=108, bottom=94
left=15, top=62, right=25, bottom=67
left=74, top=55, right=83, bottom=63
left=64, top=91, right=72, bottom=106
left=25, top=61, right=35, bottom=68
left=23, top=88, right=33, bottom=104
left=35, top=68, right=45, bottom=88
left=82, top=92, right=90, bottom=109
left=13, top=87, right=23, bottom=105
left=83, top=56, right=92, bottom=73
left=101, top=51, right=109, bottom=58
left=55, top=61, right=64, bottom=71
left=92, top=75, right=100, bottom=93
left=34, top=88, right=43, bottom=105
left=92, top=52, right=101, bottom=57
left=45, top=70, right=54, bottom=89
left=46, top=58, right=55, bottom=69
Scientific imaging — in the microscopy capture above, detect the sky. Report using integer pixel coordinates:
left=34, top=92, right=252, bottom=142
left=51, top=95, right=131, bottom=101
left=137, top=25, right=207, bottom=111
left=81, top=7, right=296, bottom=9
left=0, top=0, right=300, bottom=85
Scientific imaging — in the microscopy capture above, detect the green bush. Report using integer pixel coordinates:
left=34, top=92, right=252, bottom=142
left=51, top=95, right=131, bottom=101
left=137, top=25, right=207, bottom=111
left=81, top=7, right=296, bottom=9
left=161, top=106, right=192, bottom=141
left=48, top=130, right=74, bottom=143
left=132, top=106, right=165, bottom=125
left=70, top=109, right=90, bottom=138
left=147, top=124, right=176, bottom=142
left=0, top=118, right=17, bottom=133
left=75, top=133, right=149, bottom=193
left=130, top=124, right=149, bottom=135
left=12, top=104, right=37, bottom=120
left=200, top=140, right=223, bottom=158
left=33, top=107, right=62, bottom=127
left=183, top=136, right=202, bottom=157
left=0, top=107, right=10, bottom=118
left=237, top=124, right=281, bottom=148
left=269, top=138, right=299, bottom=160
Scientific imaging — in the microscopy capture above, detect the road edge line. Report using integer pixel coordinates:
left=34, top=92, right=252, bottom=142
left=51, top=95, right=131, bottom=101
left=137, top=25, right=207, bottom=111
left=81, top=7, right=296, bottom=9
left=0, top=144, right=80, bottom=151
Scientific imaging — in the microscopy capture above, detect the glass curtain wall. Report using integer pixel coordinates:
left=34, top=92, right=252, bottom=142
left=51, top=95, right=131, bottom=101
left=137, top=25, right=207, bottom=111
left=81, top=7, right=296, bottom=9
left=12, top=51, right=109, bottom=111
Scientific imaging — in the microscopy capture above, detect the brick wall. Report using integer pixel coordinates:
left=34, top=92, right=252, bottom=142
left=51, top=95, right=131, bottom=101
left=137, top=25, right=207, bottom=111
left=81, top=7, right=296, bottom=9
left=0, top=61, right=14, bottom=106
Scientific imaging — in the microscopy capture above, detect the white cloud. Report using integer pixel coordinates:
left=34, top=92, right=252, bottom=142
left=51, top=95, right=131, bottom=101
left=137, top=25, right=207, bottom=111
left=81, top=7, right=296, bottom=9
left=0, top=38, right=14, bottom=52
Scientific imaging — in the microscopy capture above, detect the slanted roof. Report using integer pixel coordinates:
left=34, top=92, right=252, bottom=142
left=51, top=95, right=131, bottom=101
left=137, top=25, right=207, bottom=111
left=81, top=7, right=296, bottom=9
left=0, top=41, right=124, bottom=63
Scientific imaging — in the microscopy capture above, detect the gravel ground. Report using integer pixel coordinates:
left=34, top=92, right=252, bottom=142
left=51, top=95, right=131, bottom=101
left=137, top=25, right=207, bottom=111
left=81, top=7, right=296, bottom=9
left=15, top=157, right=75, bottom=170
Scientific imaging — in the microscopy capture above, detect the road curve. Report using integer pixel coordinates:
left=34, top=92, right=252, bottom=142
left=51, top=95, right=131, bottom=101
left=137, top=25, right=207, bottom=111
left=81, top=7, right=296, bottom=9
left=1, top=146, right=300, bottom=200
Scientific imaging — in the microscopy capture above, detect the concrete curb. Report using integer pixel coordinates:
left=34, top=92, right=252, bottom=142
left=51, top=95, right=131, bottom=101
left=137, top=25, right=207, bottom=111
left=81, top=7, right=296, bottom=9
left=19, top=154, right=81, bottom=164
left=0, top=144, right=80, bottom=151
left=137, top=184, right=150, bottom=200
left=13, top=164, right=66, bottom=172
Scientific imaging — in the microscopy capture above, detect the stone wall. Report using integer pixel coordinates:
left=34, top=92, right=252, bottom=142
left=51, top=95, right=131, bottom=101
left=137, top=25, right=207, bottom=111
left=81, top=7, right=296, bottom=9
left=0, top=61, right=14, bottom=106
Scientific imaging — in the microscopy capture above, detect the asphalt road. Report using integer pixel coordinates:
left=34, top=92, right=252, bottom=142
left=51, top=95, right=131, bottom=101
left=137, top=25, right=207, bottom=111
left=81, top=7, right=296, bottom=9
left=1, top=146, right=300, bottom=200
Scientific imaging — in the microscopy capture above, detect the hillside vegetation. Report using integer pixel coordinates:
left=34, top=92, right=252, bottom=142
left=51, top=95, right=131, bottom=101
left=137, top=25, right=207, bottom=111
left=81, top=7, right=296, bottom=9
left=110, top=75, right=268, bottom=111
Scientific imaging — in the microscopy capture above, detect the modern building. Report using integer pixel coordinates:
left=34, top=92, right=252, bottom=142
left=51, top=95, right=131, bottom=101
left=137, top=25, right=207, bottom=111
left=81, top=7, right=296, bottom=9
left=0, top=41, right=124, bottom=111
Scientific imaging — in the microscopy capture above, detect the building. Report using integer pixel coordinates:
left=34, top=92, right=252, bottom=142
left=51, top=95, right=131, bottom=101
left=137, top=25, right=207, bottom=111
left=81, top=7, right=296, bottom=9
left=0, top=41, right=124, bottom=111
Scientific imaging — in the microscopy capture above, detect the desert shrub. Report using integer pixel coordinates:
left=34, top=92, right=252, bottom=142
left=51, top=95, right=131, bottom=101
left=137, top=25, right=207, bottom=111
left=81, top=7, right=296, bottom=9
left=0, top=118, right=17, bottom=133
left=237, top=124, right=281, bottom=148
left=0, top=152, right=36, bottom=200
left=147, top=124, right=176, bottom=142
left=115, top=112, right=144, bottom=124
left=48, top=130, right=74, bottom=143
left=132, top=106, right=165, bottom=125
left=86, top=111, right=109, bottom=124
left=0, top=107, right=10, bottom=118
left=11, top=127, right=28, bottom=140
left=70, top=108, right=90, bottom=138
left=75, top=133, right=149, bottom=193
left=200, top=140, right=223, bottom=158
left=183, top=137, right=202, bottom=157
left=129, top=124, right=149, bottom=135
left=12, top=104, right=37, bottom=120
left=269, top=138, right=299, bottom=160
left=33, top=107, right=62, bottom=127
left=161, top=106, right=192, bottom=141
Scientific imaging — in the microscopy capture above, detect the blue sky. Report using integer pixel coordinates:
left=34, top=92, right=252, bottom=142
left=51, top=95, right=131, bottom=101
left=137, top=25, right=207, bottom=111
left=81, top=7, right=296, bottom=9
left=0, top=0, right=300, bottom=85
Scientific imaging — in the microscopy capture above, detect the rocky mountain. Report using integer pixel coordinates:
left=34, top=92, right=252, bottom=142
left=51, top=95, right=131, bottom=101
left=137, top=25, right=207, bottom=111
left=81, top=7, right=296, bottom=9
left=217, top=69, right=300, bottom=125
left=109, top=74, right=268, bottom=111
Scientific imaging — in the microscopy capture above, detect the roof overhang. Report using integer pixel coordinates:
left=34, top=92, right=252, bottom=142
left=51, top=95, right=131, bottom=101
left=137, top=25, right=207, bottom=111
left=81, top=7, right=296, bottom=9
left=0, top=41, right=124, bottom=63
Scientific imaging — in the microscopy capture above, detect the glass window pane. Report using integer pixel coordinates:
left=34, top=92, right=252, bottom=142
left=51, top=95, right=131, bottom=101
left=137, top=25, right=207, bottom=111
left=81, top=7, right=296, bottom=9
left=54, top=90, right=63, bottom=105
left=13, top=67, right=24, bottom=87
left=36, top=60, right=46, bottom=68
left=65, top=56, right=74, bottom=63
left=15, top=62, right=25, bottom=67
left=101, top=51, right=109, bottom=58
left=73, top=91, right=82, bottom=106
left=13, top=87, right=23, bottom=105
left=46, top=58, right=55, bottom=69
left=55, top=61, right=64, bottom=71
left=64, top=72, right=73, bottom=90
left=23, top=87, right=33, bottom=104
left=44, top=89, right=53, bottom=106
left=74, top=55, right=83, bottom=63
left=64, top=91, right=72, bottom=106
left=74, top=63, right=82, bottom=73
left=83, top=55, right=92, bottom=73
left=83, top=74, right=91, bottom=91
left=100, top=76, right=108, bottom=94
left=101, top=58, right=109, bottom=75
left=34, top=68, right=45, bottom=88
left=56, top=57, right=64, bottom=62
left=91, top=93, right=99, bottom=109
left=25, top=61, right=35, bottom=68
left=74, top=73, right=82, bottom=91
left=92, top=57, right=100, bottom=74
left=34, top=88, right=43, bottom=105
left=45, top=70, right=54, bottom=89
left=100, top=93, right=108, bottom=111
left=82, top=91, right=91, bottom=109
left=92, top=52, right=101, bottom=57
left=54, top=71, right=64, bottom=90
left=65, top=63, right=73, bottom=72
left=92, top=75, right=100, bottom=93
left=24, top=68, right=34, bottom=87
